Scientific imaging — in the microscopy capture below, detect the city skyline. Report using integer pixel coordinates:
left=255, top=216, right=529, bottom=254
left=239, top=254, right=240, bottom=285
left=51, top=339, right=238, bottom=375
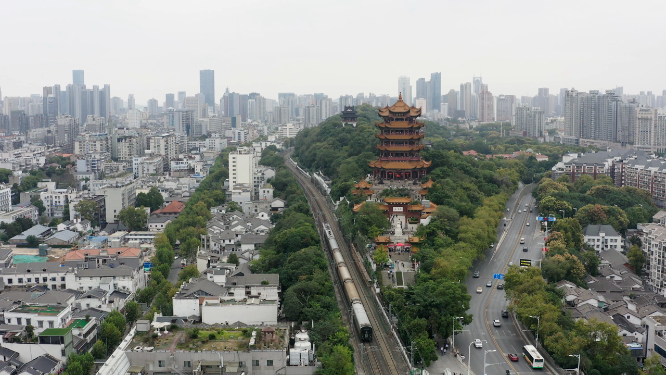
left=1, top=0, right=665, bottom=101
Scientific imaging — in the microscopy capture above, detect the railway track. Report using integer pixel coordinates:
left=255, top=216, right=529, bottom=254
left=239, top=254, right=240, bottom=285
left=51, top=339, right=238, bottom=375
left=285, top=155, right=408, bottom=375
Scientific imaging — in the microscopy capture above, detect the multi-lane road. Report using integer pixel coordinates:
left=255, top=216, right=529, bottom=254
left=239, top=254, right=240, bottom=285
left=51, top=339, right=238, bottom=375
left=454, top=183, right=555, bottom=375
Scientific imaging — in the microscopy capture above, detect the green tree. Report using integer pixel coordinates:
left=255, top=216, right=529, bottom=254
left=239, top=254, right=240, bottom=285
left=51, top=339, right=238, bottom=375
left=135, top=187, right=164, bottom=212
left=318, top=345, right=354, bottom=375
left=62, top=203, right=70, bottom=221
left=627, top=244, right=646, bottom=275
left=91, top=340, right=107, bottom=359
left=74, top=200, right=98, bottom=225
left=25, top=324, right=34, bottom=341
left=118, top=206, right=148, bottom=231
left=0, top=168, right=12, bottom=183
left=355, top=202, right=390, bottom=237
left=124, top=301, right=141, bottom=325
left=373, top=245, right=389, bottom=266
left=227, top=201, right=243, bottom=213
left=26, top=235, right=39, bottom=248
left=99, top=322, right=122, bottom=349
left=30, top=196, right=46, bottom=215
left=179, top=264, right=200, bottom=282
left=640, top=355, right=666, bottom=375
left=106, top=310, right=127, bottom=333
left=227, top=253, right=240, bottom=266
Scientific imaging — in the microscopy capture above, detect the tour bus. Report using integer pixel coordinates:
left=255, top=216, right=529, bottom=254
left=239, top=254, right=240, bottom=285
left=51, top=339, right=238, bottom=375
left=523, top=344, right=544, bottom=369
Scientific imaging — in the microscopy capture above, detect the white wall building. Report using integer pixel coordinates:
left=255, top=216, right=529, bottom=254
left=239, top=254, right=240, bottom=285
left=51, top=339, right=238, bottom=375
left=127, top=109, right=142, bottom=128
left=4, top=304, right=72, bottom=334
left=103, top=180, right=136, bottom=223
left=583, top=224, right=623, bottom=251
left=65, top=266, right=145, bottom=293
left=201, top=299, right=277, bottom=325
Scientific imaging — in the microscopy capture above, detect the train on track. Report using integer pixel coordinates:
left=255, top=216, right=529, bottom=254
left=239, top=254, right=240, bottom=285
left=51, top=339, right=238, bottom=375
left=323, top=222, right=373, bottom=342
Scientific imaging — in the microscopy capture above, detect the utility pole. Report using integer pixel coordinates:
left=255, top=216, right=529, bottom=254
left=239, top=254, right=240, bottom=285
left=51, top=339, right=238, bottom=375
left=410, top=341, right=414, bottom=374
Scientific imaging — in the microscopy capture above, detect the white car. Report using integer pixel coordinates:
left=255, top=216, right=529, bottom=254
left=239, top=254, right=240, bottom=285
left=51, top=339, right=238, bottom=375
left=526, top=223, right=530, bottom=226
left=493, top=319, right=501, bottom=327
left=474, top=339, right=483, bottom=348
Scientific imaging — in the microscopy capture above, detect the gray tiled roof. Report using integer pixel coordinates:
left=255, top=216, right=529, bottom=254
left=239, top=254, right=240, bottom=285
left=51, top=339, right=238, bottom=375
left=583, top=224, right=620, bottom=237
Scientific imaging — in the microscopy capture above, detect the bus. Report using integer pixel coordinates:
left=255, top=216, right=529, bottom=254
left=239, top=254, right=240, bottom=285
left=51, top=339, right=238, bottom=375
left=523, top=345, right=544, bottom=369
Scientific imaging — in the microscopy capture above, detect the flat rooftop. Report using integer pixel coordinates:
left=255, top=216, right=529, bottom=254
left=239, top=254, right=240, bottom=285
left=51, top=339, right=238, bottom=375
left=12, top=305, right=67, bottom=315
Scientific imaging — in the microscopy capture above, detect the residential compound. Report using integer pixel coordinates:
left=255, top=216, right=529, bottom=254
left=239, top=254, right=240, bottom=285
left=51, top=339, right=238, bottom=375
left=552, top=149, right=666, bottom=207
left=563, top=89, right=666, bottom=152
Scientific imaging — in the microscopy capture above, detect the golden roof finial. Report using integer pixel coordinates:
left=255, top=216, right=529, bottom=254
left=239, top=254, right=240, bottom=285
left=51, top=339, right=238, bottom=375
left=398, top=92, right=403, bottom=101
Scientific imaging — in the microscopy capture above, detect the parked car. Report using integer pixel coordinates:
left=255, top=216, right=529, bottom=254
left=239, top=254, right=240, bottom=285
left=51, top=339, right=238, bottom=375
left=474, top=339, right=483, bottom=348
left=493, top=319, right=501, bottom=327
left=508, top=353, right=519, bottom=362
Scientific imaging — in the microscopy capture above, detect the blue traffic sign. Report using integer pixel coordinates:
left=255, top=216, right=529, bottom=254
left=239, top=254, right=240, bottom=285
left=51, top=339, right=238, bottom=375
left=493, top=273, right=504, bottom=280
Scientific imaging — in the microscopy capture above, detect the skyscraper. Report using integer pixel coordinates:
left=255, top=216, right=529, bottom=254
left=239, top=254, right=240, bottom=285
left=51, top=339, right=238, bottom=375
left=416, top=78, right=427, bottom=100
left=445, top=89, right=457, bottom=117
left=459, top=82, right=472, bottom=118
left=177, top=92, right=186, bottom=109
left=147, top=99, right=159, bottom=115
left=429, top=72, right=441, bottom=113
left=165, top=94, right=175, bottom=110
left=42, top=86, right=53, bottom=116
left=128, top=94, right=135, bottom=110
left=200, top=70, right=215, bottom=112
left=514, top=105, right=545, bottom=137
left=398, top=76, right=412, bottom=106
left=472, top=77, right=483, bottom=94
left=73, top=70, right=84, bottom=85
left=477, top=84, right=494, bottom=122
left=496, top=95, right=516, bottom=122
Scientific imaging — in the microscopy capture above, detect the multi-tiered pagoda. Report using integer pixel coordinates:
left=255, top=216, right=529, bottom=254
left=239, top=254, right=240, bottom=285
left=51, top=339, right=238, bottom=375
left=369, top=94, right=431, bottom=180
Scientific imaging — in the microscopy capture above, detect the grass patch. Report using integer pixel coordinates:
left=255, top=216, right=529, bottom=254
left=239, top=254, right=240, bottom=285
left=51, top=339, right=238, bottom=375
left=396, top=271, right=403, bottom=286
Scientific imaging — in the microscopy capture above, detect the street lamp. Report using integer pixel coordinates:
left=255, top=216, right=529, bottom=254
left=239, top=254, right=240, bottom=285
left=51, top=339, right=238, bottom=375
left=569, top=354, right=580, bottom=375
left=529, top=315, right=541, bottom=348
left=467, top=341, right=476, bottom=375
left=484, top=349, right=496, bottom=375
left=452, top=316, right=464, bottom=352
left=560, top=210, right=565, bottom=219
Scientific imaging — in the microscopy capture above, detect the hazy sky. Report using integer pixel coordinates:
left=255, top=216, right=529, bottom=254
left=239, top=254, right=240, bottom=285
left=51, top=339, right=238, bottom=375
left=1, top=0, right=665, bottom=104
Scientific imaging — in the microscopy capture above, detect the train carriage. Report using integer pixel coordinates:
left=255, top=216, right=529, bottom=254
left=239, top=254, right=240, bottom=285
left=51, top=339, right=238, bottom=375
left=353, top=303, right=373, bottom=342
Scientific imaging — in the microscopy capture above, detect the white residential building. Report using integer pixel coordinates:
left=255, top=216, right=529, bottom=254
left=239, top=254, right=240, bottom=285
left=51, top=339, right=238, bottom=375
left=40, top=188, right=79, bottom=218
left=147, top=133, right=177, bottom=162
left=103, top=180, right=136, bottom=223
left=583, top=224, right=623, bottom=251
left=229, top=149, right=255, bottom=194
left=127, top=109, right=142, bottom=128
left=4, top=304, right=72, bottom=334
left=74, top=133, right=109, bottom=155
left=0, top=184, right=11, bottom=212
left=643, top=222, right=666, bottom=296
left=132, top=156, right=164, bottom=177
left=65, top=266, right=145, bottom=293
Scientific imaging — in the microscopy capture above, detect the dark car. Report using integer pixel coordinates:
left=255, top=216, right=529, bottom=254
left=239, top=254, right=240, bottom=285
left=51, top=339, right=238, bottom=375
left=502, top=310, right=509, bottom=318
left=523, top=247, right=528, bottom=252
left=473, top=271, right=480, bottom=278
left=497, top=283, right=504, bottom=290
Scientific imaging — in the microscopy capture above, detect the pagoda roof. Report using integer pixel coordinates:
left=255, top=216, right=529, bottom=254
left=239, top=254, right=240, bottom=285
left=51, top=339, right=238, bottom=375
left=375, top=121, right=424, bottom=129
left=375, top=236, right=391, bottom=243
left=419, top=189, right=429, bottom=195
left=354, top=179, right=373, bottom=189
left=376, top=145, right=425, bottom=152
left=383, top=197, right=412, bottom=204
left=352, top=202, right=388, bottom=212
left=408, top=204, right=425, bottom=211
left=378, top=93, right=423, bottom=117
left=368, top=160, right=432, bottom=170
left=375, top=133, right=425, bottom=140
left=423, top=202, right=438, bottom=213
left=408, top=236, right=420, bottom=243
left=421, top=177, right=434, bottom=188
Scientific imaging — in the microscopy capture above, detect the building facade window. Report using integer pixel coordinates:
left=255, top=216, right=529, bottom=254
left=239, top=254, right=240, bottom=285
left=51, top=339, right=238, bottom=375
left=252, top=360, right=259, bottom=367
left=267, top=360, right=273, bottom=366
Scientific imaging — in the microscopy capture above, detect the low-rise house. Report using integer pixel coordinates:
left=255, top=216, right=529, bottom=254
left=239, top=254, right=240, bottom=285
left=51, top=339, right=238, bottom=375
left=151, top=200, right=185, bottom=217
left=65, top=266, right=145, bottom=293
left=173, top=278, right=227, bottom=318
left=147, top=216, right=172, bottom=232
left=44, top=230, right=78, bottom=246
left=200, top=298, right=278, bottom=325
left=4, top=304, right=71, bottom=335
left=583, top=224, right=623, bottom=251
left=0, top=263, right=73, bottom=290
left=239, top=234, right=268, bottom=252
left=9, top=226, right=54, bottom=245
left=18, top=354, right=62, bottom=375
left=63, top=247, right=143, bottom=270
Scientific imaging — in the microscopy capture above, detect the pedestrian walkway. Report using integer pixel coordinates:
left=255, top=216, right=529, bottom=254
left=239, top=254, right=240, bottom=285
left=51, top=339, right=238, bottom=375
left=425, top=351, right=470, bottom=375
